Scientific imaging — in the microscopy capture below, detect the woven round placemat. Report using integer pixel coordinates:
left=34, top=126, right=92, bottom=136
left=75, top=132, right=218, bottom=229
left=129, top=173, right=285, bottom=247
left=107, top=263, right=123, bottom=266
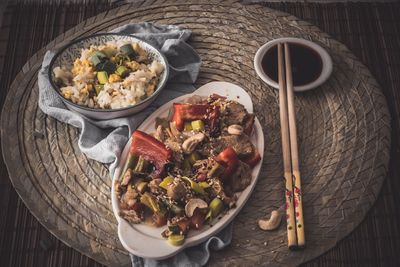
left=1, top=0, right=391, bottom=266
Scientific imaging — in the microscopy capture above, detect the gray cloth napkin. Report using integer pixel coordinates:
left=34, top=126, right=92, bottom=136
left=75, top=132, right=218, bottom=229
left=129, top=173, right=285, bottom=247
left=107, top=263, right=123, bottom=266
left=38, top=22, right=232, bottom=267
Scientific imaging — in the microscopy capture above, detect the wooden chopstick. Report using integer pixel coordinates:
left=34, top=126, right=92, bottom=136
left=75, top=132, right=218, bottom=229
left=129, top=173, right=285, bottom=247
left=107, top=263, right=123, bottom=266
left=277, top=43, right=298, bottom=249
left=284, top=43, right=306, bottom=248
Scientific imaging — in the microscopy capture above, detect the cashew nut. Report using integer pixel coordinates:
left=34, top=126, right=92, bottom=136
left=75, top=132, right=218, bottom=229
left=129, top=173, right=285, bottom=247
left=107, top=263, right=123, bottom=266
left=182, top=133, right=205, bottom=154
left=185, top=198, right=208, bottom=217
left=228, top=124, right=243, bottom=135
left=258, top=210, right=281, bottom=231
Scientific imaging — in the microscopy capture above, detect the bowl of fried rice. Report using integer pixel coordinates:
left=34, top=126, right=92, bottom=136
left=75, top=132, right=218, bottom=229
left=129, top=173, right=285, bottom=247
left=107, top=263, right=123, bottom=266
left=48, top=33, right=169, bottom=120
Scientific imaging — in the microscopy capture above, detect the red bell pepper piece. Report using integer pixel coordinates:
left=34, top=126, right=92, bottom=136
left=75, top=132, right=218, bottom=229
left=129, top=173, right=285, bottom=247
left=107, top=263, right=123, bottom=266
left=171, top=103, right=209, bottom=131
left=130, top=130, right=172, bottom=178
left=171, top=103, right=221, bottom=132
left=243, top=149, right=261, bottom=167
left=215, top=147, right=239, bottom=180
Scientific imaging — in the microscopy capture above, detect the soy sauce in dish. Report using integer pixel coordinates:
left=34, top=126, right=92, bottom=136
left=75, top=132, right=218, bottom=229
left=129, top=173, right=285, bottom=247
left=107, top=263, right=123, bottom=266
left=261, top=43, right=323, bottom=86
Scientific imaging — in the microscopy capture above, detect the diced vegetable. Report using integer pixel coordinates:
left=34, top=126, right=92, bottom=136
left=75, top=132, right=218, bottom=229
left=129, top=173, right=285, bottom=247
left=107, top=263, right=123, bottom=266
left=91, top=51, right=107, bottom=59
left=182, top=158, right=192, bottom=175
left=181, top=176, right=206, bottom=195
left=168, top=234, right=185, bottom=246
left=115, top=65, right=129, bottom=77
left=209, top=197, right=224, bottom=217
left=215, top=147, right=239, bottom=180
left=191, top=120, right=205, bottom=131
left=114, top=53, right=130, bottom=65
left=95, top=84, right=104, bottom=95
left=199, top=181, right=210, bottom=189
left=101, top=47, right=117, bottom=58
left=159, top=176, right=173, bottom=190
left=98, top=61, right=116, bottom=74
left=134, top=155, right=148, bottom=173
left=169, top=203, right=184, bottom=216
left=97, top=71, right=109, bottom=84
left=187, top=152, right=201, bottom=165
left=159, top=195, right=184, bottom=215
left=184, top=122, right=193, bottom=131
left=90, top=51, right=107, bottom=67
left=130, top=131, right=172, bottom=178
left=140, top=192, right=160, bottom=213
left=90, top=55, right=103, bottom=67
left=205, top=209, right=212, bottom=222
left=120, top=44, right=136, bottom=59
left=119, top=153, right=138, bottom=181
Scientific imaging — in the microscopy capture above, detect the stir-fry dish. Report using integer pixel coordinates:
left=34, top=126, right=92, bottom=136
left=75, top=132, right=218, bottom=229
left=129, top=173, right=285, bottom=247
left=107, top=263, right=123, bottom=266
left=53, top=41, right=164, bottom=109
left=115, top=94, right=261, bottom=246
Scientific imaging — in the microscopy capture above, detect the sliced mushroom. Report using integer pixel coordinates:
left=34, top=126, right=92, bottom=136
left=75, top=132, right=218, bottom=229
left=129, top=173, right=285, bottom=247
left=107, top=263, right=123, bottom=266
left=185, top=198, right=208, bottom=217
left=258, top=210, right=281, bottom=231
left=167, top=181, right=187, bottom=201
left=182, top=133, right=205, bottom=154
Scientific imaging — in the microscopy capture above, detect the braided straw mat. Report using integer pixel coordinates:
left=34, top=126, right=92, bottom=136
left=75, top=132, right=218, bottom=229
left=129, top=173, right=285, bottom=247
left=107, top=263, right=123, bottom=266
left=0, top=0, right=391, bottom=266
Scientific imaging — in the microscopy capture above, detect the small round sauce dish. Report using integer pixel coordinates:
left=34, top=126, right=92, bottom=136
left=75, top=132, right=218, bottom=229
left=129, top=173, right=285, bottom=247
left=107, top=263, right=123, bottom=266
left=254, top=37, right=332, bottom=92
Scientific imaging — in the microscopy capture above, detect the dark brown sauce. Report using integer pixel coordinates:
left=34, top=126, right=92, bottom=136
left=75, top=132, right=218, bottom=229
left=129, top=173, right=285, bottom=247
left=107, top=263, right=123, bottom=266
left=261, top=43, right=323, bottom=86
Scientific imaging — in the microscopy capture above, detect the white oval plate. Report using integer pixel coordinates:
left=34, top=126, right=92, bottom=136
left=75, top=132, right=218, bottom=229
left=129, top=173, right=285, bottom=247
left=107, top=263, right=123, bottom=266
left=111, top=81, right=265, bottom=259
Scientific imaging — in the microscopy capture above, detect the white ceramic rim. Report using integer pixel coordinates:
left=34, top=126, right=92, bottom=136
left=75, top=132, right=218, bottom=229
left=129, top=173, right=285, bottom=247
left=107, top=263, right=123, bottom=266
left=254, top=37, right=333, bottom=92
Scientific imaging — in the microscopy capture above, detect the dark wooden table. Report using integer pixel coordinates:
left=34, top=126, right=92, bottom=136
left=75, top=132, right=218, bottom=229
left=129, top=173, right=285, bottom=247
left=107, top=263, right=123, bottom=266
left=0, top=1, right=399, bottom=266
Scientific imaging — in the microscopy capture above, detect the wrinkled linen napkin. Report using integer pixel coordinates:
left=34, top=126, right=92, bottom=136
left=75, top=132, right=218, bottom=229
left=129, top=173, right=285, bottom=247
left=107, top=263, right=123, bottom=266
left=38, top=22, right=232, bottom=267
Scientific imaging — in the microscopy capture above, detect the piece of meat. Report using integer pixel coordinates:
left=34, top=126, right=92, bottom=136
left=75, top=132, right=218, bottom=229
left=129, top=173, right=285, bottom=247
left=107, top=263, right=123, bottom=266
left=198, top=135, right=254, bottom=158
left=122, top=186, right=138, bottom=204
left=228, top=161, right=252, bottom=192
left=167, top=180, right=187, bottom=201
left=223, top=102, right=248, bottom=125
left=243, top=113, right=255, bottom=135
left=149, top=178, right=162, bottom=194
left=120, top=168, right=132, bottom=186
left=119, top=210, right=143, bottom=224
left=164, top=138, right=184, bottom=163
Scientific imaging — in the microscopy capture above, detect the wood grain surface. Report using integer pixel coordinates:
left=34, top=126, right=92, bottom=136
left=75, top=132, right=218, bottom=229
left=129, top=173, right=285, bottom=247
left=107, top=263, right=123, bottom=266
left=0, top=1, right=399, bottom=267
